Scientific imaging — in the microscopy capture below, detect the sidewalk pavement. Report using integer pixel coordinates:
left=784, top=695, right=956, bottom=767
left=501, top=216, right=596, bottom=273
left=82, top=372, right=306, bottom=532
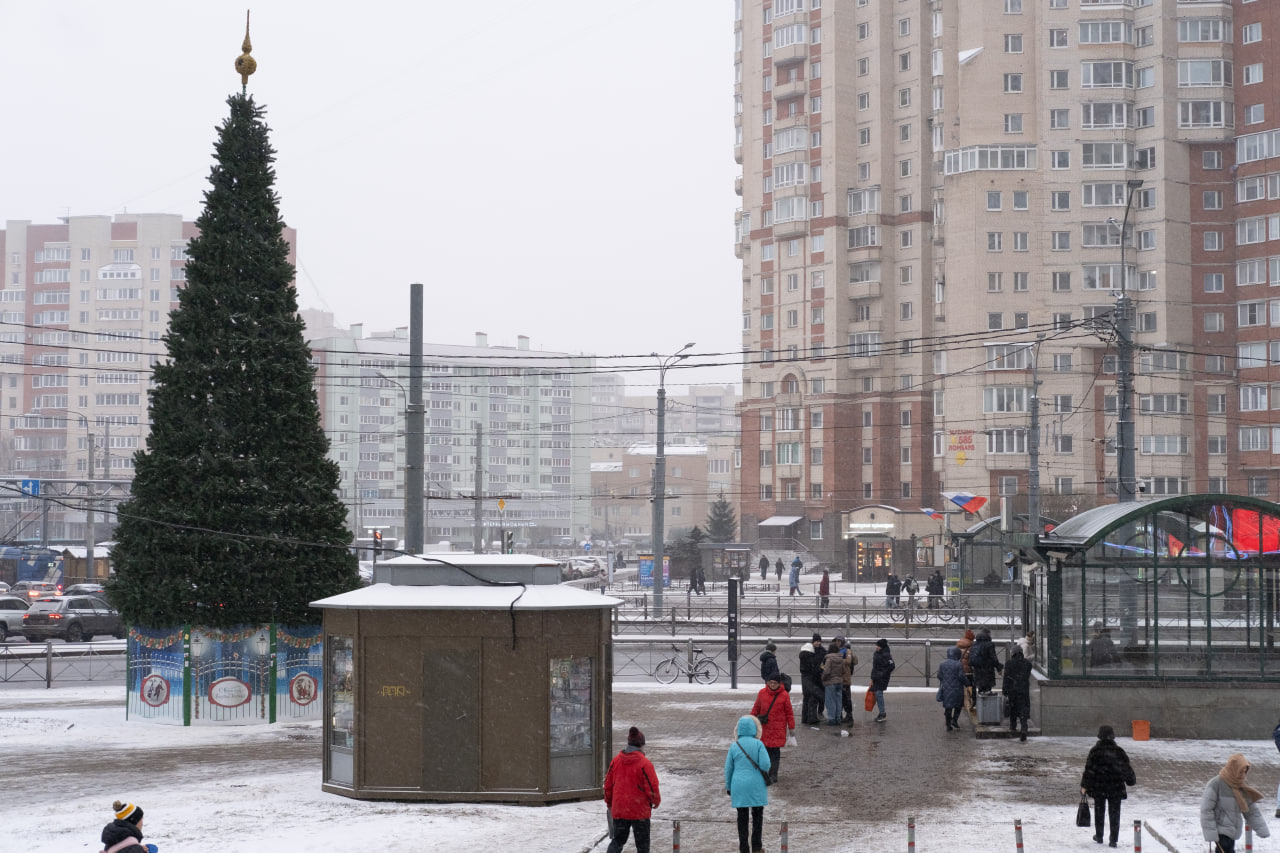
left=612, top=682, right=1280, bottom=852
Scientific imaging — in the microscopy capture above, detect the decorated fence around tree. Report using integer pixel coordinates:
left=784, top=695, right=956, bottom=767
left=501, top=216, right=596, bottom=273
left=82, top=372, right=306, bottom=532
left=125, top=624, right=323, bottom=725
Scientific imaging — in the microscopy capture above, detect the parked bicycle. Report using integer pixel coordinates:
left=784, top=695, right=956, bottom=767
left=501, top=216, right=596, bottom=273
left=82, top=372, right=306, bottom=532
left=653, top=644, right=724, bottom=684
left=932, top=595, right=972, bottom=623
left=888, top=598, right=928, bottom=623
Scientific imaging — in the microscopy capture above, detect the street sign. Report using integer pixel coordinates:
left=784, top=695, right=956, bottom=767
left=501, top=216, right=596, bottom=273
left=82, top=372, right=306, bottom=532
left=497, top=498, right=505, bottom=511
left=583, top=542, right=592, bottom=552
left=20, top=479, right=39, bottom=497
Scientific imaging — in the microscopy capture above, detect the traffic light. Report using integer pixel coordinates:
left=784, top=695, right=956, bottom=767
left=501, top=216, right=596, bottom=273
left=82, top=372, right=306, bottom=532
left=504, top=531, right=514, bottom=554
left=373, top=530, right=383, bottom=554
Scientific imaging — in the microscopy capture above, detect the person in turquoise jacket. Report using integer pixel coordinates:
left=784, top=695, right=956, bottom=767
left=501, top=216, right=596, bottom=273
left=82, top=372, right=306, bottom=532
left=724, top=715, right=770, bottom=853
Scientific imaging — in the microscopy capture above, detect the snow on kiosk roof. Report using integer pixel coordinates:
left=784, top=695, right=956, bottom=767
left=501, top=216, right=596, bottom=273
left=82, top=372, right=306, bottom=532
left=311, top=553, right=621, bottom=610
left=311, top=583, right=621, bottom=611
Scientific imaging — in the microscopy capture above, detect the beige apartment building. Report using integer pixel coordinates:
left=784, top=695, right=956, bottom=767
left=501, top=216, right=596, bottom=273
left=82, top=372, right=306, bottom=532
left=736, top=0, right=1274, bottom=567
left=0, top=214, right=276, bottom=543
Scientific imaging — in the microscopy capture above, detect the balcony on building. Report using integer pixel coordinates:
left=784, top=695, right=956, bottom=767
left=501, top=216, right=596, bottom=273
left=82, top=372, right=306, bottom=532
left=772, top=43, right=807, bottom=68
left=735, top=175, right=743, bottom=196
left=847, top=280, right=882, bottom=301
left=772, top=78, right=806, bottom=103
left=772, top=217, right=808, bottom=240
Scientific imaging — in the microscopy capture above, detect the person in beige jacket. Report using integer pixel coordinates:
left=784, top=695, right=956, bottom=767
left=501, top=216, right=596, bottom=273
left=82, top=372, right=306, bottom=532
left=839, top=637, right=858, bottom=723
left=820, top=637, right=849, bottom=725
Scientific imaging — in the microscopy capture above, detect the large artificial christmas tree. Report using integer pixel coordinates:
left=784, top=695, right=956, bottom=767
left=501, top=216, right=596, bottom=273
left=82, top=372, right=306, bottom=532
left=705, top=493, right=738, bottom=543
left=110, top=92, right=359, bottom=628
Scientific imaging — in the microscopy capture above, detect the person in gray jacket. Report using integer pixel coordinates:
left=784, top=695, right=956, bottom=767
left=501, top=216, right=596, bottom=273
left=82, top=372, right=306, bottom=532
left=1201, top=753, right=1270, bottom=853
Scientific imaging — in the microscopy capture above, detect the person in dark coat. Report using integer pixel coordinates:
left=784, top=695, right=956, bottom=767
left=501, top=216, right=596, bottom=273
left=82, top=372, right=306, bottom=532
left=968, top=627, right=1003, bottom=695
left=936, top=646, right=966, bottom=731
left=798, top=635, right=825, bottom=725
left=605, top=727, right=662, bottom=853
left=1080, top=725, right=1136, bottom=848
left=818, top=569, right=830, bottom=613
left=1002, top=646, right=1033, bottom=741
left=869, top=638, right=895, bottom=721
left=775, top=557, right=784, bottom=581
left=750, top=677, right=795, bottom=784
left=926, top=570, right=945, bottom=608
left=100, top=801, right=153, bottom=853
left=884, top=571, right=902, bottom=607
left=1089, top=624, right=1118, bottom=668
left=759, top=641, right=780, bottom=684
left=759, top=554, right=770, bottom=580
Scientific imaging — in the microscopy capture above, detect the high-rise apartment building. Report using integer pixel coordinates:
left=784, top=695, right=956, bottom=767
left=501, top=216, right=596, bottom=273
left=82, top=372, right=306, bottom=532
left=305, top=314, right=594, bottom=549
left=0, top=214, right=273, bottom=542
left=736, top=0, right=1277, bottom=565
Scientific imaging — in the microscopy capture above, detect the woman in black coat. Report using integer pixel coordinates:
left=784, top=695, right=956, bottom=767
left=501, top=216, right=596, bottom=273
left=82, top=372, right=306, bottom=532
left=1002, top=646, right=1033, bottom=741
left=1080, top=725, right=1137, bottom=847
left=869, top=639, right=895, bottom=722
left=759, top=642, right=780, bottom=683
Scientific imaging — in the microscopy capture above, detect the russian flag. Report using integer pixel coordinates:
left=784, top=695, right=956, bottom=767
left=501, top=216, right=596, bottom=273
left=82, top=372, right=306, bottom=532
left=922, top=508, right=944, bottom=521
left=942, top=491, right=988, bottom=514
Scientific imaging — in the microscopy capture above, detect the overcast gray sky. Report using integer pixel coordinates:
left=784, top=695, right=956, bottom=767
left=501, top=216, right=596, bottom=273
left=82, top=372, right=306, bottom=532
left=1, top=1, right=741, bottom=394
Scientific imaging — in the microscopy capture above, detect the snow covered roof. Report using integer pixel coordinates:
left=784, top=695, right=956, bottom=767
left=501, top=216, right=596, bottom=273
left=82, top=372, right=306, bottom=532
left=311, top=583, right=621, bottom=611
left=59, top=545, right=111, bottom=559
left=379, top=553, right=560, bottom=568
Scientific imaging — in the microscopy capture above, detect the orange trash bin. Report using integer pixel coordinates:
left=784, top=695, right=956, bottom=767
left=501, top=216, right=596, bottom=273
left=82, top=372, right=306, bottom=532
left=1132, top=720, right=1150, bottom=741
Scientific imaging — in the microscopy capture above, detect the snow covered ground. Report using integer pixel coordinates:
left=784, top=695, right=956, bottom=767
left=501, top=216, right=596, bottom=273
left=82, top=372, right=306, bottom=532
left=2, top=681, right=1276, bottom=852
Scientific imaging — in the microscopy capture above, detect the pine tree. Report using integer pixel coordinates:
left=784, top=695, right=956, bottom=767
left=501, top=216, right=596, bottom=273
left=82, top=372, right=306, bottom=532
left=705, top=493, right=738, bottom=543
left=670, top=525, right=707, bottom=578
left=109, top=93, right=359, bottom=628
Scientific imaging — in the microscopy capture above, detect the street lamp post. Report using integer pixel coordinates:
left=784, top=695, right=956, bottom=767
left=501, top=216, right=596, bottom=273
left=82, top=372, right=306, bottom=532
left=1110, top=178, right=1144, bottom=503
left=651, top=342, right=695, bottom=619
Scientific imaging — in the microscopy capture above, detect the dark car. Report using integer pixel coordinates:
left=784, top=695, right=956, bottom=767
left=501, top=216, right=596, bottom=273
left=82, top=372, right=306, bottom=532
left=22, top=595, right=125, bottom=643
left=0, top=595, right=30, bottom=642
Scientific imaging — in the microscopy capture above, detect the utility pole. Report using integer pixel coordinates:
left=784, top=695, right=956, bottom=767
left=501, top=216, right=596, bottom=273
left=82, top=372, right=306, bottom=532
left=1027, top=334, right=1044, bottom=536
left=473, top=421, right=484, bottom=554
left=404, top=283, right=425, bottom=554
left=86, top=430, right=96, bottom=579
left=1115, top=179, right=1144, bottom=503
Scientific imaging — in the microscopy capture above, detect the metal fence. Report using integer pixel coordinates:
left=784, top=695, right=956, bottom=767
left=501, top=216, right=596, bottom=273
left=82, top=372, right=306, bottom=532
left=0, top=641, right=126, bottom=685
left=611, top=635, right=957, bottom=688
left=609, top=590, right=1020, bottom=638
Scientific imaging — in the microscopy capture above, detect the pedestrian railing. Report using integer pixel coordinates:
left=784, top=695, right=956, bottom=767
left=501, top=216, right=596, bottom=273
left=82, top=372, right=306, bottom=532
left=608, top=591, right=1013, bottom=638
left=612, top=635, right=950, bottom=687
left=0, top=641, right=125, bottom=685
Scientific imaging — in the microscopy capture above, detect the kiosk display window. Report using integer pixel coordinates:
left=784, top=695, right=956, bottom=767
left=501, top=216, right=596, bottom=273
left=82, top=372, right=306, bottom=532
left=549, top=655, right=593, bottom=790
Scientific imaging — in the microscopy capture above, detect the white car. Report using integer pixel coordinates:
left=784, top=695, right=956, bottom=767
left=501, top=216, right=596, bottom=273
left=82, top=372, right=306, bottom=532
left=0, top=595, right=30, bottom=642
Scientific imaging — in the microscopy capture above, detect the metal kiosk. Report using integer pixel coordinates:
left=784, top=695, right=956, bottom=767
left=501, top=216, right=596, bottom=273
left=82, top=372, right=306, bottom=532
left=312, top=553, right=621, bottom=803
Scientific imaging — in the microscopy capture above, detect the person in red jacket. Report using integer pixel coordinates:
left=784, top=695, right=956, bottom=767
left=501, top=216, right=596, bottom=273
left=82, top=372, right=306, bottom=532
left=604, top=726, right=661, bottom=853
left=750, top=677, right=796, bottom=784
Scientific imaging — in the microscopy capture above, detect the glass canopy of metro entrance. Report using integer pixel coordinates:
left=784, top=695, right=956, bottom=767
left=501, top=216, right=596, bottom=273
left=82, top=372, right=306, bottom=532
left=1028, top=495, right=1280, bottom=681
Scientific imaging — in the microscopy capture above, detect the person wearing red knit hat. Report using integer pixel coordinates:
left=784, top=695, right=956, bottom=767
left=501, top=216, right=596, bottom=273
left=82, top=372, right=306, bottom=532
left=604, top=726, right=661, bottom=853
